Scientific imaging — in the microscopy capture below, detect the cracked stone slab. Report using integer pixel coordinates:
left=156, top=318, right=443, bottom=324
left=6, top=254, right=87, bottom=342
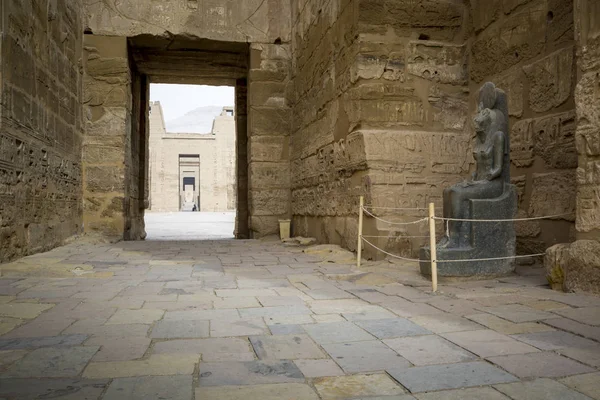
left=494, top=378, right=594, bottom=400
left=196, top=383, right=320, bottom=400
left=387, top=361, right=517, bottom=393
left=303, top=321, right=374, bottom=344
left=441, top=330, right=540, bottom=357
left=198, top=360, right=304, bottom=386
left=415, top=387, right=510, bottom=400
left=250, top=334, right=326, bottom=360
left=384, top=335, right=477, bottom=366
left=313, top=374, right=407, bottom=400
left=103, top=375, right=193, bottom=400
left=354, top=318, right=432, bottom=339
left=150, top=320, right=209, bottom=339
left=560, top=373, right=600, bottom=400
left=0, top=334, right=88, bottom=350
left=0, top=378, right=109, bottom=400
left=153, top=338, right=255, bottom=362
left=1, top=346, right=100, bottom=378
left=323, top=340, right=410, bottom=373
left=487, top=352, right=595, bottom=378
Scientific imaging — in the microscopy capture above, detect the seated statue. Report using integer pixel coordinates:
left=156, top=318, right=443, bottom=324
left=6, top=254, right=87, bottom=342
left=420, top=82, right=517, bottom=278
left=439, top=82, right=510, bottom=248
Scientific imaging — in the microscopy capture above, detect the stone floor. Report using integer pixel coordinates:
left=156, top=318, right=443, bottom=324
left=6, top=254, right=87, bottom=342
left=145, top=211, right=235, bottom=240
left=0, top=238, right=599, bottom=400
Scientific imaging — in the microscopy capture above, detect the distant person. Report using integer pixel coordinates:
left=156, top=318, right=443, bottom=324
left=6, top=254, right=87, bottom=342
left=192, top=204, right=197, bottom=212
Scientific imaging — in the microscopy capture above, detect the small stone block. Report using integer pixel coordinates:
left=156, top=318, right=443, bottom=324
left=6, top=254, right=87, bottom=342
left=384, top=335, right=477, bottom=366
left=303, top=321, right=374, bottom=344
left=415, top=387, right=510, bottom=400
left=313, top=374, right=406, bottom=400
left=196, top=383, right=319, bottom=400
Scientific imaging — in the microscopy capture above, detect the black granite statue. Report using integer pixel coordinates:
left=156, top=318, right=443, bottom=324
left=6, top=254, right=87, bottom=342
left=420, top=82, right=517, bottom=278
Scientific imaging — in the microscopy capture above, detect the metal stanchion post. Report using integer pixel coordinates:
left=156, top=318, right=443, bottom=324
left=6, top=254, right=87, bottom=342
left=428, top=202, right=438, bottom=292
left=357, top=196, right=364, bottom=268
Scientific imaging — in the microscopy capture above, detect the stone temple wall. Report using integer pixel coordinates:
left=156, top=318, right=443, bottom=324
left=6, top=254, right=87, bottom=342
left=148, top=103, right=236, bottom=212
left=290, top=0, right=473, bottom=259
left=469, top=0, right=578, bottom=257
left=0, top=0, right=84, bottom=263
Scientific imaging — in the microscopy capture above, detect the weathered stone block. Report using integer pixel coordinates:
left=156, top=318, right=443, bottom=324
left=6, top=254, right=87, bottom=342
left=528, top=171, right=576, bottom=219
left=496, top=71, right=524, bottom=117
left=248, top=162, right=290, bottom=189
left=523, top=46, right=574, bottom=113
left=85, top=166, right=125, bottom=193
left=471, top=1, right=546, bottom=82
left=406, top=42, right=467, bottom=85
left=533, top=111, right=577, bottom=169
left=545, top=240, right=600, bottom=294
left=249, top=107, right=290, bottom=136
left=249, top=136, right=289, bottom=162
left=249, top=189, right=291, bottom=216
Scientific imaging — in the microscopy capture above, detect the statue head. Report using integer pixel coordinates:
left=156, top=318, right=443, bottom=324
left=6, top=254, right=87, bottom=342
left=473, top=82, right=507, bottom=138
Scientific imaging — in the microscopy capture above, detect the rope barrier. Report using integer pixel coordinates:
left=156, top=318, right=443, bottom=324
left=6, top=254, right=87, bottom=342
left=364, top=205, right=428, bottom=211
left=361, top=235, right=430, bottom=239
left=361, top=236, right=422, bottom=263
left=362, top=207, right=429, bottom=226
left=433, top=213, right=573, bottom=223
left=435, top=253, right=546, bottom=263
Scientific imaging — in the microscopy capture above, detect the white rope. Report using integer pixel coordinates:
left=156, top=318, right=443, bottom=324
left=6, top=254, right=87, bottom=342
left=361, top=237, right=421, bottom=262
left=435, top=253, right=546, bottom=263
left=362, top=207, right=429, bottom=226
left=364, top=205, right=427, bottom=211
left=433, top=213, right=573, bottom=223
left=361, top=235, right=430, bottom=239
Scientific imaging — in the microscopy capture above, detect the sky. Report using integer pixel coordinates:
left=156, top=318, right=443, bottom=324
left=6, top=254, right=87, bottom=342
left=149, top=84, right=235, bottom=122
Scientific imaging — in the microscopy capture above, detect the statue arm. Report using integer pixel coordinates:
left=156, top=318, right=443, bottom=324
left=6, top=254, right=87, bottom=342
left=488, top=132, right=505, bottom=180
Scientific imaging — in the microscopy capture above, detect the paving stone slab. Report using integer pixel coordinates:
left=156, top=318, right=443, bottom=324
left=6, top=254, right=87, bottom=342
left=103, top=375, right=193, bottom=400
left=210, top=318, right=268, bottom=337
left=308, top=299, right=378, bottom=314
left=239, top=305, right=312, bottom=318
left=387, top=361, right=517, bottom=393
left=164, top=309, right=240, bottom=321
left=382, top=299, right=445, bottom=318
left=268, top=324, right=305, bottom=335
left=150, top=320, right=209, bottom=339
left=85, top=336, right=151, bottom=362
left=553, top=307, right=600, bottom=326
left=543, top=318, right=600, bottom=342
left=214, top=297, right=261, bottom=309
left=494, top=378, right=594, bottom=400
left=384, top=335, right=477, bottom=366
left=465, top=313, right=555, bottom=334
left=304, top=322, right=374, bottom=344
left=487, top=352, right=595, bottom=378
left=196, top=383, right=319, bottom=400
left=83, top=354, right=198, bottom=378
left=0, top=303, right=54, bottom=319
left=0, top=350, right=28, bottom=367
left=64, top=322, right=150, bottom=337
left=0, top=334, right=88, bottom=350
left=250, top=334, right=326, bottom=359
left=414, top=387, right=510, bottom=400
left=215, top=289, right=279, bottom=297
left=560, top=373, right=600, bottom=400
left=323, top=340, right=410, bottom=373
left=478, top=304, right=555, bottom=323
left=293, top=359, right=345, bottom=377
left=1, top=346, right=100, bottom=378
left=198, top=360, right=304, bottom=386
left=258, top=296, right=306, bottom=307
left=313, top=374, right=407, bottom=400
left=153, top=338, right=255, bottom=361
left=0, top=378, right=109, bottom=400
left=106, top=309, right=164, bottom=325
left=427, top=299, right=481, bottom=316
left=441, top=329, right=540, bottom=357
left=409, top=314, right=484, bottom=333
left=354, top=318, right=431, bottom=339
left=557, top=343, right=600, bottom=367
left=511, top=330, right=598, bottom=350
left=343, top=309, right=399, bottom=321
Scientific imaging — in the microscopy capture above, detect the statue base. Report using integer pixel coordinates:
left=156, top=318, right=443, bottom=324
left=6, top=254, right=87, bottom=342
left=420, top=185, right=518, bottom=278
